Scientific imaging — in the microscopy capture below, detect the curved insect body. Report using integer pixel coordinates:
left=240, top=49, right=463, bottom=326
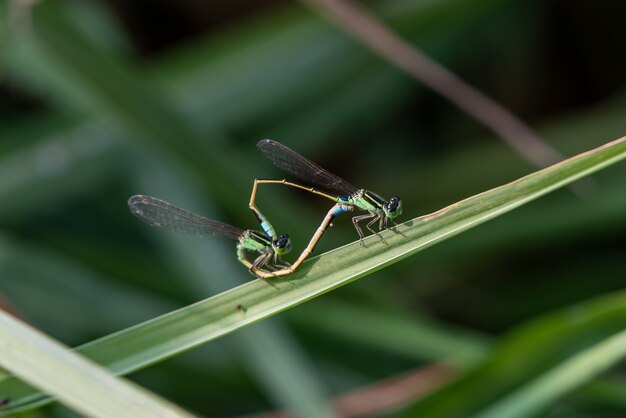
left=250, top=201, right=354, bottom=279
left=128, top=195, right=291, bottom=276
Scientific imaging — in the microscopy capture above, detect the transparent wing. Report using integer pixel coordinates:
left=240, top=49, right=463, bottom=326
left=257, top=139, right=359, bottom=195
left=128, top=195, right=243, bottom=240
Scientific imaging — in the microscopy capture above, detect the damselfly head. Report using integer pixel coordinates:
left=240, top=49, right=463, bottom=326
left=384, top=196, right=403, bottom=219
left=273, top=233, right=292, bottom=255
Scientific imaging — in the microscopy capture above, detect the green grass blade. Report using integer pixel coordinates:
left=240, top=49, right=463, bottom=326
left=0, top=310, right=194, bottom=418
left=471, top=328, right=626, bottom=418
left=0, top=135, right=624, bottom=414
left=578, top=377, right=626, bottom=409
left=398, top=289, right=626, bottom=418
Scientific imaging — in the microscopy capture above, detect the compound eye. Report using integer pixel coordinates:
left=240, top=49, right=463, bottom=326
left=277, top=233, right=289, bottom=248
left=389, top=196, right=401, bottom=210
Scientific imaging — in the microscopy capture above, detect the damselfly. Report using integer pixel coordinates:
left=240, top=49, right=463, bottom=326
left=251, top=139, right=403, bottom=243
left=246, top=139, right=403, bottom=277
left=128, top=195, right=291, bottom=276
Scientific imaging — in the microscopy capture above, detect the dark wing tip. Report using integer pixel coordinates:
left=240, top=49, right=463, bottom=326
left=128, top=194, right=157, bottom=218
left=127, top=195, right=163, bottom=227
left=127, top=194, right=149, bottom=211
left=128, top=194, right=147, bottom=205
left=257, top=139, right=279, bottom=149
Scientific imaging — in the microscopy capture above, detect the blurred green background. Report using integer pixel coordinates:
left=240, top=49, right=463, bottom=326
left=1, top=0, right=625, bottom=417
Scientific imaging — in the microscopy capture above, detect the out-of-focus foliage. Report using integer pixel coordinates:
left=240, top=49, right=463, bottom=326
left=4, top=135, right=622, bottom=416
left=0, top=0, right=624, bottom=417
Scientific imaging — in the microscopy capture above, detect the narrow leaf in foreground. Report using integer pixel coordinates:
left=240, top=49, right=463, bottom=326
left=397, top=289, right=626, bottom=418
left=0, top=310, right=194, bottom=418
left=472, top=328, right=626, bottom=418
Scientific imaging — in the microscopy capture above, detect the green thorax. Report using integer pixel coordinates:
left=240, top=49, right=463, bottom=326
left=349, top=190, right=386, bottom=213
left=239, top=230, right=272, bottom=252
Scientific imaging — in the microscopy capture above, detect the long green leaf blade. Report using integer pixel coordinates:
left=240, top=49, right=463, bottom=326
left=397, top=289, right=626, bottom=418
left=0, top=310, right=194, bottom=418
left=471, top=328, right=626, bottom=418
left=0, top=135, right=624, bottom=414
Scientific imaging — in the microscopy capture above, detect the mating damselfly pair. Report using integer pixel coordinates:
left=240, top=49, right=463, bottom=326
left=128, top=140, right=404, bottom=279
